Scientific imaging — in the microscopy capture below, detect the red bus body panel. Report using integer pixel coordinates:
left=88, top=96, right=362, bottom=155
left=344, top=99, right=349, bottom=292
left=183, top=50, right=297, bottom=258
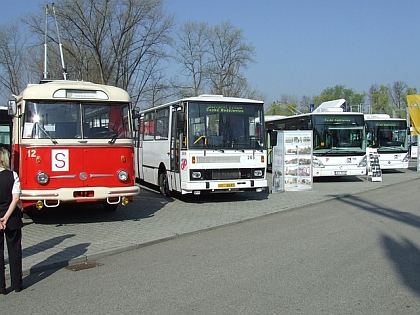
left=18, top=144, right=138, bottom=209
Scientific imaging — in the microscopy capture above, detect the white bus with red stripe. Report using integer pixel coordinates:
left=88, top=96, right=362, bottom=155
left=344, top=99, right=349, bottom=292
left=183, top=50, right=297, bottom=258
left=134, top=95, right=267, bottom=196
left=8, top=80, right=140, bottom=212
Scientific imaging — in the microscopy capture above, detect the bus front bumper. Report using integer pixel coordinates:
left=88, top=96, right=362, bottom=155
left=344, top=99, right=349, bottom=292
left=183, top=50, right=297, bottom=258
left=20, top=185, right=140, bottom=207
left=313, top=166, right=366, bottom=177
left=180, top=179, right=267, bottom=194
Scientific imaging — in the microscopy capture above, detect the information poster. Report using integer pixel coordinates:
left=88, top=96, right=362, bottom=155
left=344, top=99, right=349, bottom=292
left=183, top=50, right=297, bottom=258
left=417, top=146, right=420, bottom=172
left=272, top=130, right=313, bottom=192
left=272, top=131, right=284, bottom=193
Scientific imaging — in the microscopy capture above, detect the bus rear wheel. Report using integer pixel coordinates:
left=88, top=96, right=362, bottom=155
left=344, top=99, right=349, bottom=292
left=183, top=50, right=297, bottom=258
left=103, top=202, right=118, bottom=212
left=159, top=173, right=171, bottom=197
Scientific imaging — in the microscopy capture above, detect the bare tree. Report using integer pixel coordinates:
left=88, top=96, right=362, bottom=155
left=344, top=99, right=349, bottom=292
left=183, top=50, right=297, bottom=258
left=173, top=21, right=210, bottom=96
left=389, top=81, right=408, bottom=109
left=25, top=0, right=174, bottom=107
left=206, top=21, right=255, bottom=97
left=265, top=94, right=300, bottom=116
left=369, top=84, right=391, bottom=114
left=0, top=23, right=37, bottom=101
left=299, top=95, right=314, bottom=113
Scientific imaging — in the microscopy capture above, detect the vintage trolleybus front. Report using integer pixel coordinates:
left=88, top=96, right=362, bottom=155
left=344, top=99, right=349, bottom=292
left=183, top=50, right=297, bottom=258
left=135, top=95, right=267, bottom=195
left=9, top=80, right=140, bottom=212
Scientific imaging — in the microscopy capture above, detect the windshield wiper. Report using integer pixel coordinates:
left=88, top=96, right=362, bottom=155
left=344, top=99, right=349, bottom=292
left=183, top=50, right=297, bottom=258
left=320, top=148, right=336, bottom=156
left=378, top=146, right=403, bottom=151
left=108, top=132, right=119, bottom=145
left=34, top=123, right=58, bottom=144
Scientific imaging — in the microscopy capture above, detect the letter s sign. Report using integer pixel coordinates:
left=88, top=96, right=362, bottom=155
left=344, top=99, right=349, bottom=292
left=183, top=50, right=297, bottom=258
left=52, top=149, right=69, bottom=172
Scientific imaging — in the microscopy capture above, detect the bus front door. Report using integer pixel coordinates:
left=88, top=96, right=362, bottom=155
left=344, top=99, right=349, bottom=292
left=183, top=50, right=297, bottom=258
left=169, top=108, right=183, bottom=192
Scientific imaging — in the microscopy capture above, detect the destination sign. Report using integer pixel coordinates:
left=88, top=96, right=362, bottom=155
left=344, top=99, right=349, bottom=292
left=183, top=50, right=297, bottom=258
left=206, top=105, right=244, bottom=113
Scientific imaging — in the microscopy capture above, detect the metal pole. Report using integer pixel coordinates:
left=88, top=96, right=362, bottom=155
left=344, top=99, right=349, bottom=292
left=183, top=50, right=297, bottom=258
left=43, top=5, right=49, bottom=79
left=52, top=3, right=67, bottom=80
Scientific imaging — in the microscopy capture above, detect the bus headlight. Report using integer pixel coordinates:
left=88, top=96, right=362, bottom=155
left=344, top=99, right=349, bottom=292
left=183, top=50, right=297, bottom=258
left=117, top=170, right=129, bottom=182
left=191, top=171, right=203, bottom=180
left=36, top=172, right=49, bottom=184
left=357, top=155, right=367, bottom=168
left=253, top=169, right=264, bottom=177
left=312, top=157, right=324, bottom=168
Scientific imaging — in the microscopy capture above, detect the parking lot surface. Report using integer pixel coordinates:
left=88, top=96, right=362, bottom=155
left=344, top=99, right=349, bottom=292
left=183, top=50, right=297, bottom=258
left=6, top=162, right=420, bottom=278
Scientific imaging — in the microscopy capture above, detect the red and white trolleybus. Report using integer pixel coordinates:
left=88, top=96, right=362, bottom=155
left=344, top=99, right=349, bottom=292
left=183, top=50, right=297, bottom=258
left=8, top=80, right=140, bottom=212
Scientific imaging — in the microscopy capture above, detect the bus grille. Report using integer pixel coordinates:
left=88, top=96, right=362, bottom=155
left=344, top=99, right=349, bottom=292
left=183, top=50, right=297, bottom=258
left=206, top=169, right=252, bottom=180
left=196, top=156, right=240, bottom=163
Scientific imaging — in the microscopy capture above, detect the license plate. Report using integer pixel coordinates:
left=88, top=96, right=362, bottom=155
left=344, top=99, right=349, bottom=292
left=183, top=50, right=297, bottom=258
left=334, top=171, right=347, bottom=175
left=218, top=183, right=236, bottom=188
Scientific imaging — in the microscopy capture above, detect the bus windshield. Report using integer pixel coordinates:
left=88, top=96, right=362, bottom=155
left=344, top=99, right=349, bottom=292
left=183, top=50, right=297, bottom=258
left=312, top=115, right=365, bottom=154
left=188, top=102, right=265, bottom=150
left=366, top=120, right=407, bottom=152
left=23, top=101, right=132, bottom=140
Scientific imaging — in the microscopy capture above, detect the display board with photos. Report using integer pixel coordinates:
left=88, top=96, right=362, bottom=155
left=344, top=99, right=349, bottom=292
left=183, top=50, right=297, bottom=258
left=272, top=130, right=313, bottom=192
left=366, top=147, right=382, bottom=182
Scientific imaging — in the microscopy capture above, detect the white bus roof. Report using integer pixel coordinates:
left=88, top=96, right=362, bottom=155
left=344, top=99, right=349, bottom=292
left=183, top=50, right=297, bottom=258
left=364, top=114, right=391, bottom=119
left=18, top=80, right=130, bottom=102
left=265, top=115, right=287, bottom=122
left=140, top=94, right=264, bottom=113
left=364, top=114, right=406, bottom=121
left=312, top=99, right=346, bottom=113
left=186, top=94, right=263, bottom=104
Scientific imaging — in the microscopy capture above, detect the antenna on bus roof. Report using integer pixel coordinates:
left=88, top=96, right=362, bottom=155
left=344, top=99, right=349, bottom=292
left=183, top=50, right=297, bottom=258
left=43, top=5, right=49, bottom=80
left=52, top=3, right=68, bottom=80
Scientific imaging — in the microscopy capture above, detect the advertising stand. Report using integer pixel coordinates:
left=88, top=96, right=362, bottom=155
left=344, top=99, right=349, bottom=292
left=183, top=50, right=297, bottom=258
left=366, top=148, right=382, bottom=182
left=272, top=130, right=313, bottom=193
left=417, top=145, right=420, bottom=172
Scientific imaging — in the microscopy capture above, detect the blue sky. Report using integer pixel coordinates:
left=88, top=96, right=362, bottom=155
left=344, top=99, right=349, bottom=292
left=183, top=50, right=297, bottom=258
left=2, top=0, right=419, bottom=105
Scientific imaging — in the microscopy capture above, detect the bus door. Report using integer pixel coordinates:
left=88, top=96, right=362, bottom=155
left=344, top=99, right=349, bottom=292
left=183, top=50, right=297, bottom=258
left=169, top=106, right=184, bottom=191
left=0, top=110, right=12, bottom=154
left=133, top=114, right=143, bottom=180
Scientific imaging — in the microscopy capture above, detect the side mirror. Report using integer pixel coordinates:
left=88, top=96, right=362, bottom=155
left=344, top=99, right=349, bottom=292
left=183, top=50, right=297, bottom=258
left=8, top=100, right=16, bottom=116
left=132, top=109, right=140, bottom=119
left=177, top=111, right=185, bottom=124
left=133, top=118, right=139, bottom=131
left=270, top=130, right=278, bottom=146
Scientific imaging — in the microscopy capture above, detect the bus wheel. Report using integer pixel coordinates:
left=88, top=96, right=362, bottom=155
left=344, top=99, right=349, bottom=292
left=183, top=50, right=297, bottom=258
left=159, top=173, right=171, bottom=197
left=103, top=202, right=118, bottom=212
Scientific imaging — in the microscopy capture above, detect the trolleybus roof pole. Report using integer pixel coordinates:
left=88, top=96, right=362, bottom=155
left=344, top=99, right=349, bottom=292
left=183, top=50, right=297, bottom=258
left=52, top=3, right=68, bottom=80
left=43, top=5, right=49, bottom=80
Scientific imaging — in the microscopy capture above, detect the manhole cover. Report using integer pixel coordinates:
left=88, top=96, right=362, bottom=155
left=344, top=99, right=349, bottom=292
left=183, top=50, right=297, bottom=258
left=65, top=261, right=102, bottom=271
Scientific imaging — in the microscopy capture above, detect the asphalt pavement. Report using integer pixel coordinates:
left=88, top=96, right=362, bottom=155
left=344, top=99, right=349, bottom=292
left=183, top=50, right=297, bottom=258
left=5, top=161, right=420, bottom=279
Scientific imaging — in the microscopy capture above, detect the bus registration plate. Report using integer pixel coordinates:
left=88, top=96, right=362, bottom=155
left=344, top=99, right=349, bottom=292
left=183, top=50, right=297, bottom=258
left=218, top=183, right=236, bottom=188
left=334, top=171, right=347, bottom=175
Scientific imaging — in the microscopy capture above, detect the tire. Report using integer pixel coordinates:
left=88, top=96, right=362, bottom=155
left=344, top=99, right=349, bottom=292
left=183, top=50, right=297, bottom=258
left=22, top=206, right=36, bottom=218
left=159, top=172, right=171, bottom=197
left=103, top=202, right=118, bottom=212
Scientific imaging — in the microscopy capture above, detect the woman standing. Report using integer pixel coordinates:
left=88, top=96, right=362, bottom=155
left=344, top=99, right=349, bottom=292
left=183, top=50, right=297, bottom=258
left=0, top=147, right=23, bottom=294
